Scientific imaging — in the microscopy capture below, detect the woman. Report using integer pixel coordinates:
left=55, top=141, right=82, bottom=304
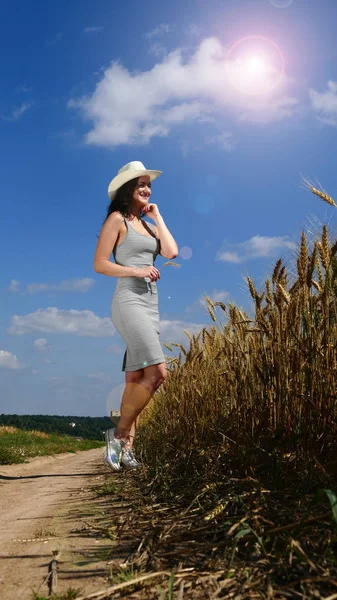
left=94, top=161, right=178, bottom=471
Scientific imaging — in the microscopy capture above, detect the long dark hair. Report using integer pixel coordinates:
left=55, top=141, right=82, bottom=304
left=102, top=177, right=144, bottom=226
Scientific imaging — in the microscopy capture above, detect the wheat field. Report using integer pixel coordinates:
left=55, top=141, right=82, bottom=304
left=137, top=181, right=337, bottom=489
left=91, top=182, right=337, bottom=598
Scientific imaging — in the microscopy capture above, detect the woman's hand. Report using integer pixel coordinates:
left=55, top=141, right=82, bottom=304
left=142, top=203, right=161, bottom=220
left=135, top=266, right=160, bottom=281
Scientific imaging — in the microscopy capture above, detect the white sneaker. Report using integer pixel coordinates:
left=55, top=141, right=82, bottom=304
left=105, top=428, right=123, bottom=471
left=121, top=447, right=141, bottom=470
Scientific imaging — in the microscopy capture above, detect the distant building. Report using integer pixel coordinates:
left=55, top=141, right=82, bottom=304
left=110, top=410, right=120, bottom=417
left=69, top=422, right=76, bottom=428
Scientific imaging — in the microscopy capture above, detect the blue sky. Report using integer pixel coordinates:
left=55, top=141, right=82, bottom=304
left=1, top=0, right=337, bottom=416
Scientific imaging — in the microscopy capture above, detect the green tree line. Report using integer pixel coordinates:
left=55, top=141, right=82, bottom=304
left=0, top=414, right=120, bottom=441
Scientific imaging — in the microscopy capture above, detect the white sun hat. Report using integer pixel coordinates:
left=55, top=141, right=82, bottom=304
left=107, top=161, right=162, bottom=200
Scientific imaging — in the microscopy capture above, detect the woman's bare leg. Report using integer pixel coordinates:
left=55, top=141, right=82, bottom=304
left=128, top=416, right=139, bottom=449
left=115, top=363, right=167, bottom=441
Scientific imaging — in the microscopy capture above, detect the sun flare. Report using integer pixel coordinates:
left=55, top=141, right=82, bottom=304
left=245, top=55, right=267, bottom=75
left=226, top=36, right=285, bottom=96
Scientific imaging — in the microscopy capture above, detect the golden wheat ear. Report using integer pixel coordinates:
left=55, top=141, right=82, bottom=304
left=302, top=177, right=337, bottom=208
left=162, top=261, right=181, bottom=267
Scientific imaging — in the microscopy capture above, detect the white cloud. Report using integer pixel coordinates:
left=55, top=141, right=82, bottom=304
left=160, top=319, right=205, bottom=345
left=186, top=289, right=229, bottom=313
left=199, top=289, right=229, bottom=307
left=187, top=24, right=201, bottom=37
left=84, top=26, right=103, bottom=34
left=8, top=307, right=115, bottom=337
left=238, top=94, right=298, bottom=124
left=205, top=132, right=234, bottom=151
left=9, top=279, right=19, bottom=292
left=2, top=102, right=34, bottom=122
left=145, top=23, right=173, bottom=56
left=148, top=42, right=167, bottom=57
left=26, top=278, right=95, bottom=294
left=218, top=251, right=241, bottom=263
left=69, top=37, right=297, bottom=148
left=34, top=338, right=49, bottom=352
left=0, top=350, right=20, bottom=370
left=217, top=235, right=296, bottom=263
left=309, top=80, right=337, bottom=126
left=145, top=24, right=173, bottom=40
left=179, top=130, right=233, bottom=157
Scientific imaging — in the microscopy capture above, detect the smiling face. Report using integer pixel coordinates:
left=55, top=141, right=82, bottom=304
left=132, top=175, right=152, bottom=206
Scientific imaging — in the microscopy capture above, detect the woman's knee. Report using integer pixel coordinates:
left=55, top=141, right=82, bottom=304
left=144, top=363, right=167, bottom=386
left=125, top=369, right=144, bottom=384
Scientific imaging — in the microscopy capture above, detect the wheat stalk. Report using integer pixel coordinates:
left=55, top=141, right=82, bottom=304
left=312, top=280, right=322, bottom=293
left=297, top=232, right=308, bottom=285
left=207, top=305, right=216, bottom=322
left=214, top=301, right=227, bottom=312
left=306, top=242, right=318, bottom=287
left=171, top=342, right=188, bottom=356
left=316, top=257, right=325, bottom=289
left=317, top=241, right=329, bottom=271
left=272, top=258, right=282, bottom=285
left=204, top=295, right=216, bottom=309
left=322, top=225, right=330, bottom=266
left=265, top=279, right=273, bottom=305
left=277, top=283, right=291, bottom=305
left=302, top=177, right=337, bottom=207
left=162, top=261, right=181, bottom=267
left=247, top=277, right=258, bottom=302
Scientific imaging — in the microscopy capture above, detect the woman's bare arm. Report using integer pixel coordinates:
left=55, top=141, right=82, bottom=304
left=94, top=212, right=138, bottom=278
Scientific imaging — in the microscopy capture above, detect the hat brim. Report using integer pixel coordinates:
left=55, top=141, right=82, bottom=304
left=108, top=169, right=162, bottom=200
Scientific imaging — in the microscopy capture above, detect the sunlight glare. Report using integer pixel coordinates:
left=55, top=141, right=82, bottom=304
left=226, top=36, right=284, bottom=95
left=245, top=55, right=266, bottom=75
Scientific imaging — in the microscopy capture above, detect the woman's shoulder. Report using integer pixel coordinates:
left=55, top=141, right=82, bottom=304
left=103, top=211, right=126, bottom=236
left=106, top=211, right=125, bottom=224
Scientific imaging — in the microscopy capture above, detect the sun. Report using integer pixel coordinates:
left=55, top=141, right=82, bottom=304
left=245, top=55, right=267, bottom=75
left=226, top=36, right=285, bottom=95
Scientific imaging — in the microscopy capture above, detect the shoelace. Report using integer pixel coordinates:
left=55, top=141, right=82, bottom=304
left=123, top=447, right=139, bottom=463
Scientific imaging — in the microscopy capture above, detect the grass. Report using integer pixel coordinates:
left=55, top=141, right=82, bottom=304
left=0, top=426, right=104, bottom=464
left=95, top=480, right=119, bottom=496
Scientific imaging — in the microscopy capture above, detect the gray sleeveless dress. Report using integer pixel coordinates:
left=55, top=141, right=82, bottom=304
left=111, top=215, right=166, bottom=372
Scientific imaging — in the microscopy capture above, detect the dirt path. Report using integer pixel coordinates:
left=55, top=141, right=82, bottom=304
left=0, top=447, right=113, bottom=600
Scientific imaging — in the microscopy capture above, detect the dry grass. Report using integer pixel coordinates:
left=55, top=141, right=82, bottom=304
left=0, top=426, right=57, bottom=438
left=0, top=425, right=18, bottom=434
left=29, top=429, right=50, bottom=438
left=91, top=471, right=337, bottom=599
left=138, top=202, right=337, bottom=489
